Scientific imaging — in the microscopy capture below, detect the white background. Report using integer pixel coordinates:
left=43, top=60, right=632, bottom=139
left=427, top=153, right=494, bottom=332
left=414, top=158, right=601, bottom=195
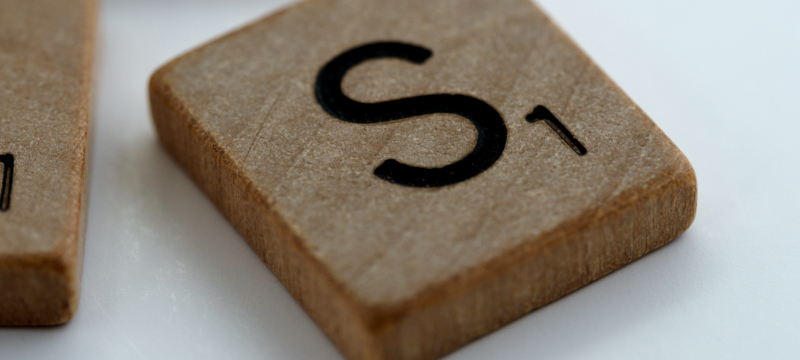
left=1, top=0, right=799, bottom=359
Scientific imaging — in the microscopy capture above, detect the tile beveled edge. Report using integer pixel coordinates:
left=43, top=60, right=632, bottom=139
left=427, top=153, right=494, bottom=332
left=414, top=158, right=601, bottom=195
left=0, top=251, right=78, bottom=325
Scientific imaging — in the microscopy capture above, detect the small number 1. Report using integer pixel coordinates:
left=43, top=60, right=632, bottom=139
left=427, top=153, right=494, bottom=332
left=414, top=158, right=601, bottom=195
left=526, top=106, right=587, bottom=155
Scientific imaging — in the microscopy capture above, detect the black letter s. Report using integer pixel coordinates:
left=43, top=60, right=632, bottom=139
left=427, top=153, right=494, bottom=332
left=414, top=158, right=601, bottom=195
left=315, top=42, right=507, bottom=187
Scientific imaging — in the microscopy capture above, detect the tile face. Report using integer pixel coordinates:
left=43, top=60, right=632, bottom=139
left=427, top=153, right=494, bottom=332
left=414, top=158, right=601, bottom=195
left=0, top=0, right=97, bottom=325
left=149, top=0, right=696, bottom=359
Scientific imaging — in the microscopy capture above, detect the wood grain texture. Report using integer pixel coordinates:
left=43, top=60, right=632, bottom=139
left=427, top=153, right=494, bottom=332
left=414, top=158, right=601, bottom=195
left=149, top=0, right=696, bottom=359
left=0, top=0, right=97, bottom=326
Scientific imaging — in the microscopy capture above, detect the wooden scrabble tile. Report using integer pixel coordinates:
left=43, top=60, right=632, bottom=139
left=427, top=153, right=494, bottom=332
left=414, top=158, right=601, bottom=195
left=149, top=0, right=696, bottom=359
left=0, top=0, right=97, bottom=325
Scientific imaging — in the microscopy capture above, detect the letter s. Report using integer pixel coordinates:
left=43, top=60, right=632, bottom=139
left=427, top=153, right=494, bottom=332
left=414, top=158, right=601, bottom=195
left=315, top=42, right=507, bottom=187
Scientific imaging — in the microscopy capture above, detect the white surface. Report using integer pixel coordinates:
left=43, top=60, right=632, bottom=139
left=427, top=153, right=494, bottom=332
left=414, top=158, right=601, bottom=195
left=1, top=0, right=799, bottom=359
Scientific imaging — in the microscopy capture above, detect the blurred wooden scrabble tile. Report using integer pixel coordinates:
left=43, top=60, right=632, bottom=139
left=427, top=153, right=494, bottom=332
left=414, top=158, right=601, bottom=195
left=0, top=0, right=97, bottom=325
left=150, top=0, right=696, bottom=359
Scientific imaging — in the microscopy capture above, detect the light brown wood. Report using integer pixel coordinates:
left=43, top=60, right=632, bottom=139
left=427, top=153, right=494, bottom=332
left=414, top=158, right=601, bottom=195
left=0, top=0, right=97, bottom=326
left=149, top=0, right=696, bottom=359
